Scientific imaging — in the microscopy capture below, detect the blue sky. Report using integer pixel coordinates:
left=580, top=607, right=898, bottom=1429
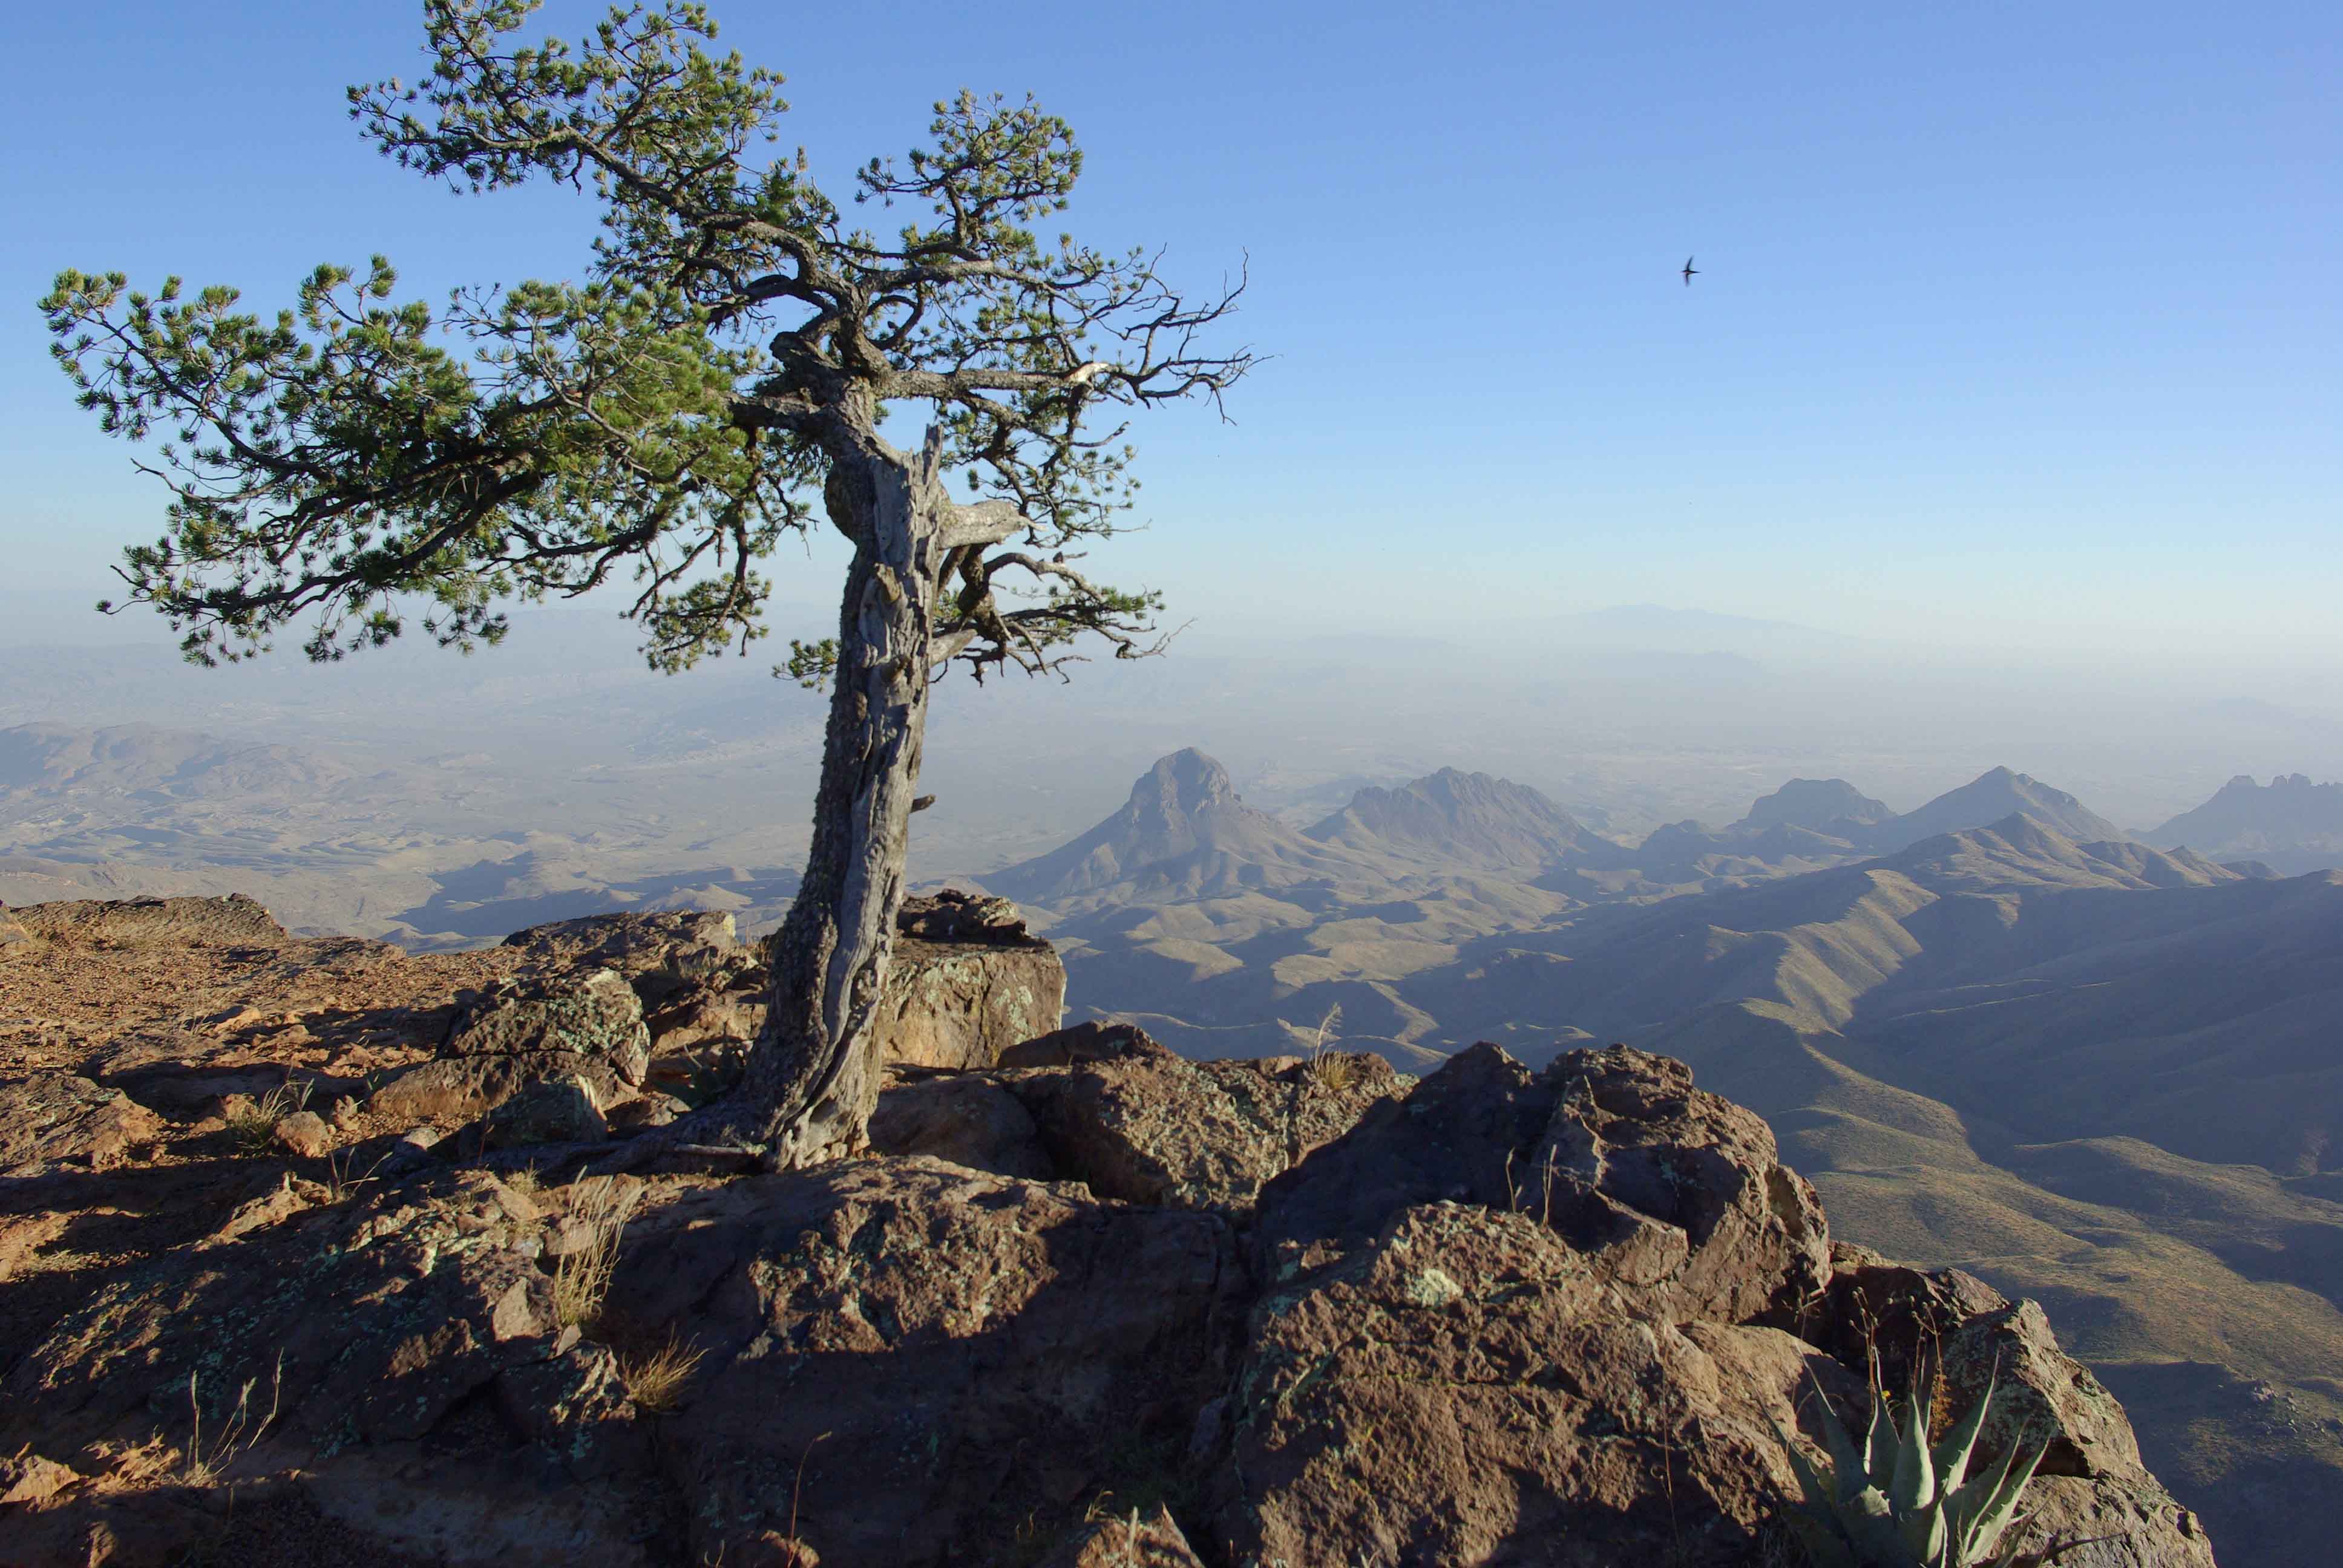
left=4, top=1, right=2336, bottom=666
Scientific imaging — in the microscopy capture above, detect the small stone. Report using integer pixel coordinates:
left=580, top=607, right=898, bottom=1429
left=381, top=1125, right=443, bottom=1174
left=329, top=1094, right=362, bottom=1128
left=0, top=1450, right=79, bottom=1506
left=274, top=1110, right=333, bottom=1158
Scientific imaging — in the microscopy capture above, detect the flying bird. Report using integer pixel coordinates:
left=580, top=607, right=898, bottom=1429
left=1682, top=255, right=1699, bottom=286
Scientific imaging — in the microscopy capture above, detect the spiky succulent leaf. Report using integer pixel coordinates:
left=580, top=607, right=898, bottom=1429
left=1774, top=1350, right=2042, bottom=1568
left=1933, top=1362, right=1999, bottom=1498
left=1890, top=1396, right=1937, bottom=1514
left=1783, top=1509, right=1861, bottom=1568
left=1840, top=1486, right=1915, bottom=1564
left=1806, top=1376, right=1873, bottom=1505
left=1864, top=1387, right=1899, bottom=1492
left=1769, top=1414, right=1837, bottom=1512
left=1959, top=1440, right=2044, bottom=1561
left=1897, top=1495, right=1948, bottom=1563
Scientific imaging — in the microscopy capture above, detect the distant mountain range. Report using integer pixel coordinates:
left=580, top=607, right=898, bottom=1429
left=0, top=720, right=360, bottom=800
left=0, top=722, right=805, bottom=945
left=975, top=746, right=2343, bottom=1561
left=2148, top=773, right=2343, bottom=875
left=1302, top=766, right=1608, bottom=871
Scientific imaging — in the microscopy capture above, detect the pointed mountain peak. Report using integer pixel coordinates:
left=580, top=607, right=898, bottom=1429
left=1132, top=748, right=1241, bottom=814
left=1872, top=766, right=2125, bottom=854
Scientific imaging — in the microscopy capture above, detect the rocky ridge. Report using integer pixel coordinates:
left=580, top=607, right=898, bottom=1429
left=0, top=895, right=2215, bottom=1566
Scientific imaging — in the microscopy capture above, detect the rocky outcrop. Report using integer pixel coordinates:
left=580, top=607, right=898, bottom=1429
left=1258, top=1043, right=1830, bottom=1325
left=603, top=1159, right=1245, bottom=1568
left=999, top=1022, right=1411, bottom=1209
left=1225, top=1201, right=1852, bottom=1566
left=446, top=969, right=653, bottom=1085
left=875, top=890, right=1066, bottom=1069
left=8, top=892, right=288, bottom=946
left=0, top=904, right=2216, bottom=1568
left=0, top=1072, right=165, bottom=1175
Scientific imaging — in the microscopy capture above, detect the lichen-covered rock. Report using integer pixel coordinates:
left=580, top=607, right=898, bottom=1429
left=0, top=1071, right=164, bottom=1175
left=8, top=891, right=289, bottom=947
left=1532, top=1044, right=1831, bottom=1325
left=867, top=1073, right=1052, bottom=1178
left=446, top=969, right=650, bottom=1086
left=369, top=1050, right=631, bottom=1126
left=1256, top=1043, right=1829, bottom=1325
left=274, top=1108, right=333, bottom=1158
left=494, top=1341, right=645, bottom=1479
left=1221, top=1200, right=1854, bottom=1567
left=876, top=892, right=1065, bottom=1068
left=1002, top=1027, right=1409, bottom=1210
left=485, top=1074, right=610, bottom=1146
left=1, top=1171, right=559, bottom=1463
left=602, top=1158, right=1245, bottom=1568
left=501, top=909, right=743, bottom=987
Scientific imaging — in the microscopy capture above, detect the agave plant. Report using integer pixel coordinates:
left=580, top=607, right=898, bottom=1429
left=1770, top=1349, right=2045, bottom=1568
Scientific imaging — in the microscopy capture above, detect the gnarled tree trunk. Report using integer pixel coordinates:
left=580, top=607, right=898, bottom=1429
left=739, top=430, right=954, bottom=1167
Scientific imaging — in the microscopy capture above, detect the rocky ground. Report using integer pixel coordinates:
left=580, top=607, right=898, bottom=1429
left=1, top=895, right=2217, bottom=1566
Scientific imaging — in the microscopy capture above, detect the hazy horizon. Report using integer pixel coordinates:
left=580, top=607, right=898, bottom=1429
left=7, top=1, right=2340, bottom=675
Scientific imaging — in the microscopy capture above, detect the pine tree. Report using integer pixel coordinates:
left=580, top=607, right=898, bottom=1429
left=41, top=0, right=1252, bottom=1165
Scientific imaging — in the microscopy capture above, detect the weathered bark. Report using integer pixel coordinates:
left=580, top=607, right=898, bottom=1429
left=738, top=428, right=954, bottom=1166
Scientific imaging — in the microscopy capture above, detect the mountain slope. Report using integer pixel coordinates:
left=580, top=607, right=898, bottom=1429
left=1873, top=765, right=2126, bottom=851
left=1302, top=766, right=1609, bottom=871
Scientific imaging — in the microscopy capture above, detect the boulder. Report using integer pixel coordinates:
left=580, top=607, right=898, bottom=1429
left=501, top=909, right=744, bottom=995
left=446, top=969, right=651, bottom=1086
left=866, top=1073, right=1053, bottom=1178
left=369, top=1051, right=631, bottom=1126
left=0, top=902, right=30, bottom=947
left=877, top=891, right=1066, bottom=1069
left=1001, top=1027, right=1410, bottom=1210
left=602, top=1159, right=1245, bottom=1568
left=8, top=891, right=289, bottom=947
left=1254, top=1041, right=1558, bottom=1258
left=0, top=1071, right=165, bottom=1175
left=1257, top=1043, right=1829, bottom=1325
left=272, top=1109, right=333, bottom=1158
left=485, top=1074, right=611, bottom=1146
left=1530, top=1044, right=1831, bottom=1325
left=1222, top=1200, right=1856, bottom=1566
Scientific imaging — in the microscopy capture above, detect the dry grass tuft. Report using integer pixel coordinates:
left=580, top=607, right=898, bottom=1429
left=320, top=1147, right=386, bottom=1204
left=182, top=1353, right=284, bottom=1485
left=617, top=1331, right=705, bottom=1412
left=1305, top=1004, right=1358, bottom=1092
left=554, top=1176, right=644, bottom=1333
left=227, top=1079, right=313, bottom=1152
